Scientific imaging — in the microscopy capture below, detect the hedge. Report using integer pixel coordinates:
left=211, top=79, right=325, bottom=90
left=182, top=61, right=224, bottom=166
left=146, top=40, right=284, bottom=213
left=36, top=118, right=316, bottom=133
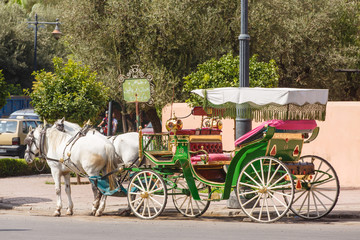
left=0, top=158, right=51, bottom=177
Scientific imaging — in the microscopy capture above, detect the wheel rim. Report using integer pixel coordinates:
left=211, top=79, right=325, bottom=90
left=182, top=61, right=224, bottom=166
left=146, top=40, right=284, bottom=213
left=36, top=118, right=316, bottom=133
left=290, top=155, right=340, bottom=219
left=127, top=170, right=167, bottom=219
left=172, top=177, right=211, bottom=217
left=237, top=157, right=294, bottom=223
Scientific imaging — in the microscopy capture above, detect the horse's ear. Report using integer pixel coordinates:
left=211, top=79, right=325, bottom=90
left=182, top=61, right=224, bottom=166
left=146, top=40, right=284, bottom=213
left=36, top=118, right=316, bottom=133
left=86, top=119, right=91, bottom=126
left=43, top=119, right=47, bottom=128
left=29, top=126, right=33, bottom=132
left=60, top=117, right=65, bottom=124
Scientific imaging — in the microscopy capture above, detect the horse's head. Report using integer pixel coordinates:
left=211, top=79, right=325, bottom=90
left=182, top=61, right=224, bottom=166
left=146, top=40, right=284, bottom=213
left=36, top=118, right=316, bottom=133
left=54, top=117, right=65, bottom=132
left=24, top=125, right=43, bottom=164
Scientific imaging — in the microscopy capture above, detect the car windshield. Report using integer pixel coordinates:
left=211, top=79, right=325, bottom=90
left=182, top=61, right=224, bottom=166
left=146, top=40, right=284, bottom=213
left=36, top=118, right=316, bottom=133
left=0, top=120, right=18, bottom=133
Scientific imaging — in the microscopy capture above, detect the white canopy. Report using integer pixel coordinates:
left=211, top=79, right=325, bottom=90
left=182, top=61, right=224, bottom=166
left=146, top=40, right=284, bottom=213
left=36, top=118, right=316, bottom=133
left=191, top=87, right=328, bottom=106
left=191, top=87, right=328, bottom=121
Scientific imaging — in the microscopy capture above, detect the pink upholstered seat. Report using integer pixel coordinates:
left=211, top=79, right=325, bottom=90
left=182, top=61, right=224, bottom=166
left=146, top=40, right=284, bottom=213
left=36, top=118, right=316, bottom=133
left=190, top=153, right=231, bottom=165
left=234, top=120, right=317, bottom=147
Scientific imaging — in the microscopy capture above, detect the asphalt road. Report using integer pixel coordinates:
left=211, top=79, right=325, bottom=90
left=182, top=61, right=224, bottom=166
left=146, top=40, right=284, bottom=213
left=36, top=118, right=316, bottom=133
left=1, top=211, right=360, bottom=240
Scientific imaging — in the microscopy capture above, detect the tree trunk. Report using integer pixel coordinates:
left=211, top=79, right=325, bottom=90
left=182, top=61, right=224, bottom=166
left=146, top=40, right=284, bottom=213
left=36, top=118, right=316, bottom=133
left=145, top=107, right=162, bottom=133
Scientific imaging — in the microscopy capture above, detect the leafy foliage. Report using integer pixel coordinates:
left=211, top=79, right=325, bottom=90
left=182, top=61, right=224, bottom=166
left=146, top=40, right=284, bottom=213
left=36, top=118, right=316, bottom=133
left=183, top=53, right=279, bottom=105
left=249, top=0, right=360, bottom=100
left=0, top=70, right=9, bottom=109
left=28, top=57, right=109, bottom=124
left=0, top=2, right=67, bottom=90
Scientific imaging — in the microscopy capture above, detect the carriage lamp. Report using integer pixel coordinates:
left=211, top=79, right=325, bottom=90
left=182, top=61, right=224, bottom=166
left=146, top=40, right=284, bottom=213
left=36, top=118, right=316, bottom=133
left=27, top=13, right=62, bottom=71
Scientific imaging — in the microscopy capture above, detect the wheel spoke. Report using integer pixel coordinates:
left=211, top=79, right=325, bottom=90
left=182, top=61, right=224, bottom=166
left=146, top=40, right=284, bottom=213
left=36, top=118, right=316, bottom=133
left=268, top=191, right=289, bottom=208
left=266, top=164, right=281, bottom=187
left=312, top=177, right=335, bottom=187
left=149, top=195, right=164, bottom=207
left=238, top=189, right=258, bottom=196
left=243, top=171, right=262, bottom=188
left=268, top=172, right=289, bottom=189
left=149, top=178, right=160, bottom=192
left=251, top=162, right=264, bottom=186
left=313, top=188, right=334, bottom=205
left=267, top=158, right=272, bottom=185
left=149, top=186, right=164, bottom=195
left=242, top=193, right=259, bottom=207
left=268, top=183, right=293, bottom=190
left=238, top=181, right=260, bottom=189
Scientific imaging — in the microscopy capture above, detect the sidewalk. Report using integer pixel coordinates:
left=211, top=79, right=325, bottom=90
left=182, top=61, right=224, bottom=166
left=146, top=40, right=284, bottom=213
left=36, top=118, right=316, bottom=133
left=1, top=174, right=360, bottom=220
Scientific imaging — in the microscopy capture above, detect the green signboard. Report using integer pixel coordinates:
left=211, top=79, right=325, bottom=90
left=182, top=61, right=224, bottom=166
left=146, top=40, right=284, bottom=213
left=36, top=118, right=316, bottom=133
left=123, top=78, right=151, bottom=102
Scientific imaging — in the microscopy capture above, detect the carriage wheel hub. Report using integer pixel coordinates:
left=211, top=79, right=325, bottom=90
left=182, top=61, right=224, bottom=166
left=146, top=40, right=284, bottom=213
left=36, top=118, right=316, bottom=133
left=258, top=187, right=268, bottom=193
left=141, top=192, right=149, bottom=198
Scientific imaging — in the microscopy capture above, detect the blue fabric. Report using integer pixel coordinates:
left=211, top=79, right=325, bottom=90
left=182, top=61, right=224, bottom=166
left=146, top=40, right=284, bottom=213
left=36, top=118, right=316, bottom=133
left=89, top=176, right=125, bottom=196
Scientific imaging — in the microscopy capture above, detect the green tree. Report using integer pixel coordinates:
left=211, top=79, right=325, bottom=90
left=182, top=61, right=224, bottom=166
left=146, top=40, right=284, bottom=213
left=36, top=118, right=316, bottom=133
left=183, top=53, right=279, bottom=105
left=0, top=2, right=66, bottom=90
left=59, top=0, right=239, bottom=132
left=28, top=57, right=109, bottom=124
left=0, top=70, right=9, bottom=109
left=248, top=0, right=360, bottom=100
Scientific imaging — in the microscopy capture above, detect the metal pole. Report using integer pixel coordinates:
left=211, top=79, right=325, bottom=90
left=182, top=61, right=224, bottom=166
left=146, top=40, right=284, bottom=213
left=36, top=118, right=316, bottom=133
left=236, top=0, right=252, bottom=139
left=27, top=13, right=62, bottom=73
left=135, top=94, right=140, bottom=131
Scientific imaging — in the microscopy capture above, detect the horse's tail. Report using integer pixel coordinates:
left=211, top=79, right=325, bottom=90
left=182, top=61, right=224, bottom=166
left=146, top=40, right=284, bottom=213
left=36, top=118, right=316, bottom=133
left=105, top=144, right=117, bottom=190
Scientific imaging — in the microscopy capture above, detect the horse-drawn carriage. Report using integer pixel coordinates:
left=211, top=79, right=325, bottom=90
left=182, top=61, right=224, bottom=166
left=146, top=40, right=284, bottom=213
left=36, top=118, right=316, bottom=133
left=25, top=87, right=339, bottom=223
left=120, top=87, right=339, bottom=223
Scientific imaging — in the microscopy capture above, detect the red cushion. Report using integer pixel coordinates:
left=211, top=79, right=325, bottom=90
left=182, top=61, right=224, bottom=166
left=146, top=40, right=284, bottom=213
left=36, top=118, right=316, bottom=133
left=191, top=153, right=231, bottom=164
left=190, top=142, right=223, bottom=153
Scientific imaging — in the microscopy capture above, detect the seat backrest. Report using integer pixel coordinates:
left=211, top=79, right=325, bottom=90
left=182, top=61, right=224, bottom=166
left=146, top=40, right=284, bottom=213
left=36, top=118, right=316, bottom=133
left=234, top=120, right=317, bottom=147
left=189, top=135, right=223, bottom=154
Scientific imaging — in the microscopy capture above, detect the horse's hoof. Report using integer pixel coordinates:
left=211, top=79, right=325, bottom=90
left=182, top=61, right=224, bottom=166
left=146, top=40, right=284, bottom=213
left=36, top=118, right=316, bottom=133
left=53, top=211, right=61, bottom=217
left=66, top=209, right=73, bottom=216
left=95, top=211, right=102, bottom=217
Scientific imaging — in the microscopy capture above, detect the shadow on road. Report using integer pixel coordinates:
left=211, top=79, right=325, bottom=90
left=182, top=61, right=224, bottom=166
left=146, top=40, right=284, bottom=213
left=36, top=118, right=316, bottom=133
left=0, top=197, right=52, bottom=208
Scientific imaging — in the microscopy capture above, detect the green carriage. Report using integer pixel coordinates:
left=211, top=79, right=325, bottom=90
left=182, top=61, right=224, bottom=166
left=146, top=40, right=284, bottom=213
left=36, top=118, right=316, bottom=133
left=125, top=87, right=339, bottom=223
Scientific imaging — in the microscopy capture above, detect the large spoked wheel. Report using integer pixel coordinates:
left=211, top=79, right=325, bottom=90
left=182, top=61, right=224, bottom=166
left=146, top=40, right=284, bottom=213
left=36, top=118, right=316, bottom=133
left=290, top=155, right=340, bottom=219
left=236, top=156, right=294, bottom=223
left=172, top=176, right=211, bottom=217
left=127, top=170, right=167, bottom=219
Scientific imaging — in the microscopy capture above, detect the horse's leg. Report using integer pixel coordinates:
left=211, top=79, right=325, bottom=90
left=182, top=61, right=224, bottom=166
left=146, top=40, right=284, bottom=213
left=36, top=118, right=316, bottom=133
left=91, top=183, right=101, bottom=215
left=95, top=195, right=107, bottom=217
left=63, top=173, right=74, bottom=215
left=51, top=170, right=62, bottom=217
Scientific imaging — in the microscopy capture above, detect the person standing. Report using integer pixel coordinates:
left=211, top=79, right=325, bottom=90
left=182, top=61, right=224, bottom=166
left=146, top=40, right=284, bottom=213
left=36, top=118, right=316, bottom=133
left=97, top=111, right=108, bottom=135
left=112, top=113, right=118, bottom=135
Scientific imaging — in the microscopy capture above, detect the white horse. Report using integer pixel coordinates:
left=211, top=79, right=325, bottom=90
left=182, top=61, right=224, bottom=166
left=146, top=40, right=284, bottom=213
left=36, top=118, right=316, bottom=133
left=24, top=118, right=118, bottom=217
left=109, top=132, right=139, bottom=167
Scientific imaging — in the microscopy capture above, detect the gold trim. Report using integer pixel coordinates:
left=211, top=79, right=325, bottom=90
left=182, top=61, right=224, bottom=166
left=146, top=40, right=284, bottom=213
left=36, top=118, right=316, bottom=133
left=271, top=133, right=303, bottom=140
left=189, top=135, right=222, bottom=142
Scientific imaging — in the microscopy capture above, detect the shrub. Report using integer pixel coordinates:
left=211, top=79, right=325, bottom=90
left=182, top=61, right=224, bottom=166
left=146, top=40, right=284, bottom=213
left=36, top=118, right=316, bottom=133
left=0, top=158, right=50, bottom=177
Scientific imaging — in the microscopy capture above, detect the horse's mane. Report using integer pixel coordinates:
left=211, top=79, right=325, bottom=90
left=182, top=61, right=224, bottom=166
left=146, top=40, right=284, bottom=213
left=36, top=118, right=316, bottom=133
left=52, top=119, right=81, bottom=135
left=63, top=121, right=82, bottom=135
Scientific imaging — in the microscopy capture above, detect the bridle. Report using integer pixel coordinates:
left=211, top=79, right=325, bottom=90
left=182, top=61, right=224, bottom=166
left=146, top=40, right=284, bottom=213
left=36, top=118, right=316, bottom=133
left=24, top=127, right=48, bottom=171
left=24, top=129, right=40, bottom=158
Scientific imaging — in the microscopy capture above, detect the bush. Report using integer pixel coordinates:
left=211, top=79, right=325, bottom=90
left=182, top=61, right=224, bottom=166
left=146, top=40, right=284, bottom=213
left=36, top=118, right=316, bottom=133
left=0, top=158, right=50, bottom=177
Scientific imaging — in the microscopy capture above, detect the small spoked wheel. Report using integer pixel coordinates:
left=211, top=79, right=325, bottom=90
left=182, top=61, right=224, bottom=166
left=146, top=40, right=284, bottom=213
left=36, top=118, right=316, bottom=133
left=290, top=155, right=340, bottom=219
left=127, top=170, right=167, bottom=219
left=172, top=176, right=211, bottom=217
left=236, top=156, right=294, bottom=223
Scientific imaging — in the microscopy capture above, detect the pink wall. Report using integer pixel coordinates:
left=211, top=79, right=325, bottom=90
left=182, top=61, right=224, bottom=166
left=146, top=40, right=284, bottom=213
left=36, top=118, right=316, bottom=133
left=162, top=102, right=360, bottom=188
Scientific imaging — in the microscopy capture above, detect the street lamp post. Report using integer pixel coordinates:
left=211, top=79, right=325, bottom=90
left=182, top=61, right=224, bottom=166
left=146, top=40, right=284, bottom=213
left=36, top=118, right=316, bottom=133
left=27, top=13, right=62, bottom=72
left=236, top=0, right=252, bottom=139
